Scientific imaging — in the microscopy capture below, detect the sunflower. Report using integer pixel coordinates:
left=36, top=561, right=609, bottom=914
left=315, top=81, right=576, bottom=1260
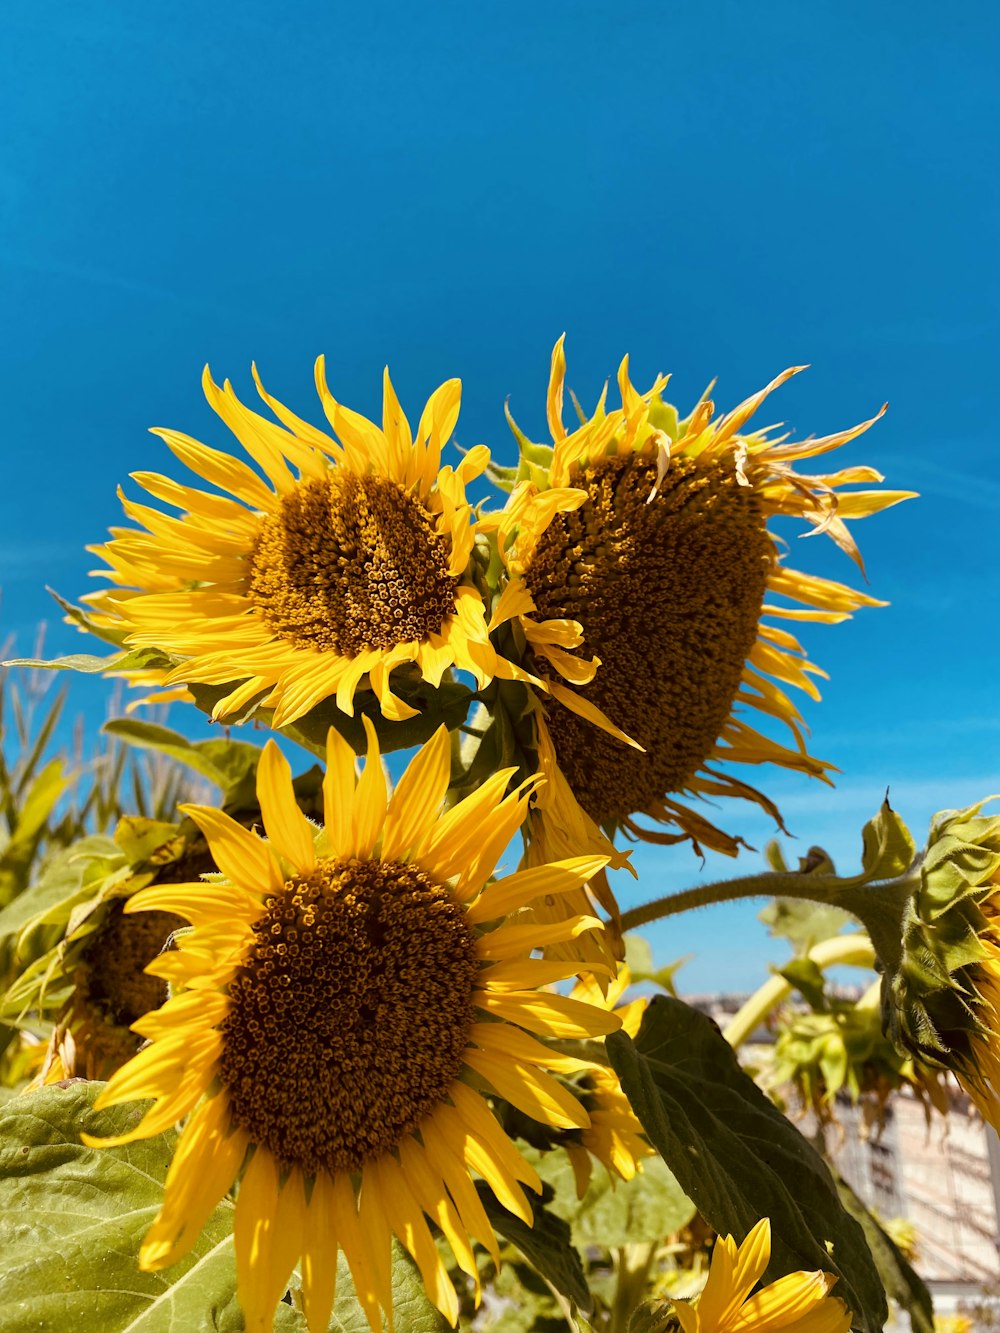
left=83, top=361, right=518, bottom=727
left=85, top=723, right=621, bottom=1332
left=496, top=336, right=913, bottom=855
left=5, top=821, right=208, bottom=1085
left=880, top=800, right=1000, bottom=1131
left=668, top=1219, right=852, bottom=1333
left=561, top=967, right=653, bottom=1196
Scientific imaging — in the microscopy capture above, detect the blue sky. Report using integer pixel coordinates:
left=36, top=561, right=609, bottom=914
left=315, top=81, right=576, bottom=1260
left=2, top=2, right=998, bottom=989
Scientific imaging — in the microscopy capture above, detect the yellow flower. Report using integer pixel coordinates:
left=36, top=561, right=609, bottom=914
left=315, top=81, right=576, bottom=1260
left=562, top=967, right=653, bottom=1195
left=496, top=337, right=912, bottom=855
left=7, top=823, right=213, bottom=1085
left=85, top=723, right=621, bottom=1332
left=84, top=362, right=513, bottom=726
left=671, top=1219, right=852, bottom=1333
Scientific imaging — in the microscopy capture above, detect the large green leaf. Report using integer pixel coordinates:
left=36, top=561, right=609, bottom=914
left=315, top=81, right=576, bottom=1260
left=607, top=997, right=886, bottom=1333
left=0, top=1084, right=448, bottom=1333
left=0, top=1083, right=264, bottom=1332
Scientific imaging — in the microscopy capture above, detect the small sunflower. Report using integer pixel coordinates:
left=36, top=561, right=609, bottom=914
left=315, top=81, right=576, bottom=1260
left=561, top=967, right=653, bottom=1196
left=83, top=361, right=514, bottom=727
left=6, top=820, right=208, bottom=1084
left=496, top=337, right=913, bottom=855
left=668, top=1219, right=852, bottom=1333
left=85, top=723, right=621, bottom=1332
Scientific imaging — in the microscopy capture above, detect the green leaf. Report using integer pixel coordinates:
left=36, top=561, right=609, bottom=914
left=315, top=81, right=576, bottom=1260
left=0, top=1083, right=273, bottom=1332
left=759, top=896, right=852, bottom=954
left=834, top=1174, right=933, bottom=1333
left=103, top=719, right=262, bottom=798
left=317, top=1246, right=449, bottom=1332
left=479, top=1184, right=592, bottom=1317
left=533, top=1146, right=695, bottom=1248
left=860, top=797, right=915, bottom=881
left=2, top=652, right=126, bottom=674
left=0, top=758, right=70, bottom=907
left=607, top=996, right=886, bottom=1333
left=0, top=1083, right=446, bottom=1333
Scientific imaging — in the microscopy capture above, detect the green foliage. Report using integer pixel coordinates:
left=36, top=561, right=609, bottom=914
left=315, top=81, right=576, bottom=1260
left=532, top=1147, right=695, bottom=1250
left=607, top=996, right=888, bottom=1333
left=0, top=1083, right=268, bottom=1332
left=0, top=1083, right=450, bottom=1333
left=835, top=1174, right=933, bottom=1333
left=479, top=1184, right=593, bottom=1317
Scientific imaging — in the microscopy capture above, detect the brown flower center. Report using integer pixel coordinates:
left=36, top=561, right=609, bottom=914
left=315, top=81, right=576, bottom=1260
left=248, top=473, right=458, bottom=654
left=524, top=452, right=771, bottom=824
left=219, top=856, right=480, bottom=1174
left=82, top=903, right=184, bottom=1028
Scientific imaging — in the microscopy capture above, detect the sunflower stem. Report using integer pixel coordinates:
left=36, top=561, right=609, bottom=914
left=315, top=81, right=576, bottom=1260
left=619, top=867, right=918, bottom=977
left=722, top=934, right=877, bottom=1050
left=618, top=870, right=853, bottom=933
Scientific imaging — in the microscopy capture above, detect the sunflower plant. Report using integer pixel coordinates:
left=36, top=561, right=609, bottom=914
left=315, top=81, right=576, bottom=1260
left=0, top=341, right=981, bottom=1333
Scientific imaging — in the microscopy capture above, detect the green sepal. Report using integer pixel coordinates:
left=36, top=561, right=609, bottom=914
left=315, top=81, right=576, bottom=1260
left=607, top=996, right=887, bottom=1333
left=485, top=458, right=520, bottom=493
left=878, top=800, right=1000, bottom=1071
left=504, top=402, right=556, bottom=489
left=46, top=586, right=131, bottom=648
left=860, top=797, right=916, bottom=880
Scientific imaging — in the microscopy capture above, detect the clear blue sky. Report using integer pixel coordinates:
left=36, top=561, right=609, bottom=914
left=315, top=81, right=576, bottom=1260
left=2, top=2, right=998, bottom=990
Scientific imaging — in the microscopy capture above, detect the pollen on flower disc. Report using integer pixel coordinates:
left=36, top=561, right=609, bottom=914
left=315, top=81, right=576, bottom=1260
left=525, top=453, right=771, bottom=824
left=248, top=473, right=458, bottom=654
left=218, top=856, right=481, bottom=1174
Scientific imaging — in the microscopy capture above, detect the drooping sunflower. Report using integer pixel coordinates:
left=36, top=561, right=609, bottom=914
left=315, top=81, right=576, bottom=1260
left=561, top=967, right=653, bottom=1196
left=667, top=1219, right=852, bottom=1333
left=85, top=723, right=621, bottom=1332
left=495, top=337, right=913, bottom=855
left=879, top=799, right=1000, bottom=1132
left=84, top=361, right=528, bottom=727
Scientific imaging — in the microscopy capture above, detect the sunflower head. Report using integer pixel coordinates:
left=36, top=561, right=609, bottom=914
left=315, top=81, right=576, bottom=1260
left=880, top=799, right=1000, bottom=1126
left=769, top=994, right=950, bottom=1132
left=11, top=818, right=210, bottom=1084
left=494, top=336, right=913, bottom=856
left=85, top=722, right=623, bottom=1332
left=82, top=360, right=515, bottom=731
left=652, top=1219, right=852, bottom=1333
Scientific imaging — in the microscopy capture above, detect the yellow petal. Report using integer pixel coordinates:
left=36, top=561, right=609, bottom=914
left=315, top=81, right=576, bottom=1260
left=323, top=726, right=356, bottom=854
left=257, top=739, right=317, bottom=871
left=381, top=725, right=451, bottom=861
left=352, top=715, right=387, bottom=858
left=178, top=804, right=283, bottom=896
